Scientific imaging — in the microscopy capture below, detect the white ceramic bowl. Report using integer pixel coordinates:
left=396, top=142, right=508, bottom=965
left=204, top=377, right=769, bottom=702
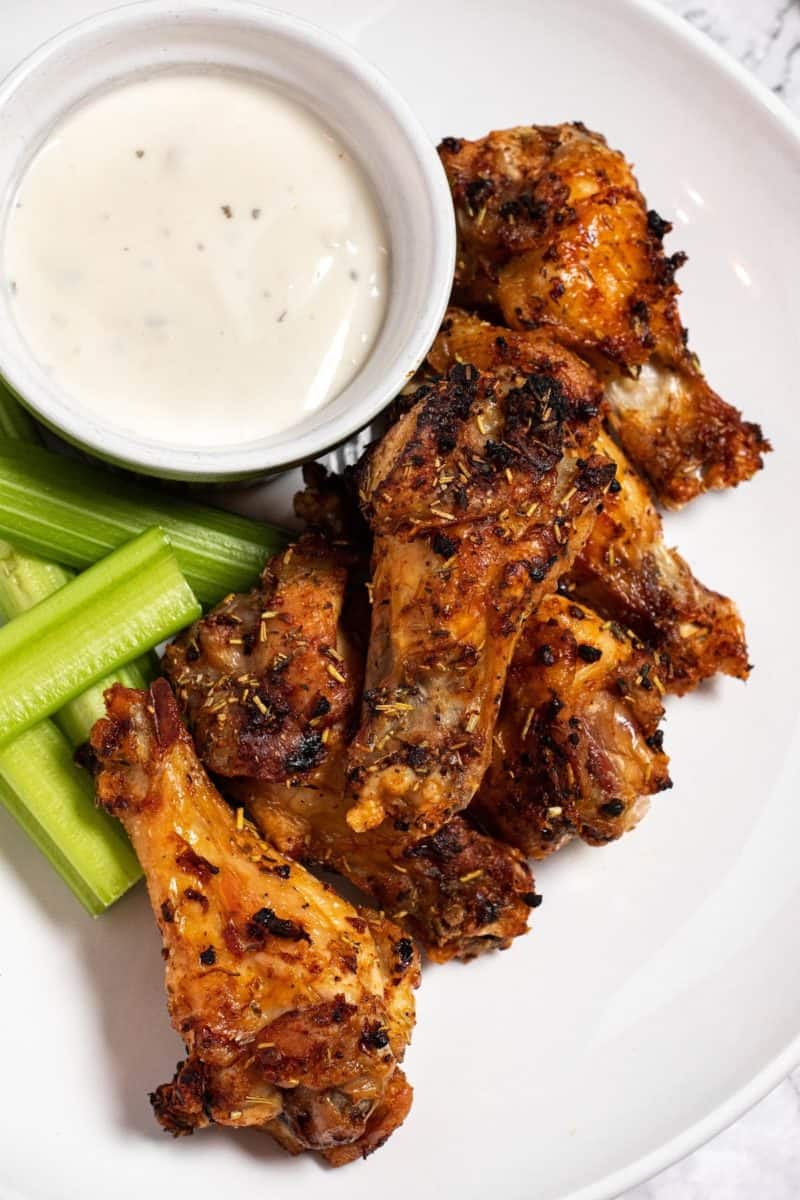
left=0, top=0, right=455, bottom=480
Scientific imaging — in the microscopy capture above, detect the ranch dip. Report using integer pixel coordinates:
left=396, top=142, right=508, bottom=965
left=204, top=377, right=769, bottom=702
left=4, top=71, right=389, bottom=446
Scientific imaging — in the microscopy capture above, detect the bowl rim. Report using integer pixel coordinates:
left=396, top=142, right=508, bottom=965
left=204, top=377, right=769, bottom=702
left=0, top=0, right=456, bottom=480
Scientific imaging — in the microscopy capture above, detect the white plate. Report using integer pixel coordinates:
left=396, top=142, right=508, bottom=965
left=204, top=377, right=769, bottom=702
left=1, top=3, right=799, bottom=1199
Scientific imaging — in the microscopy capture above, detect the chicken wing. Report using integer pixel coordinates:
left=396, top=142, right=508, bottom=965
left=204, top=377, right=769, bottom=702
left=346, top=359, right=615, bottom=835
left=91, top=679, right=419, bottom=1165
left=166, top=532, right=537, bottom=961
left=439, top=123, right=768, bottom=506
left=430, top=310, right=749, bottom=693
left=568, top=427, right=750, bottom=694
left=471, top=594, right=671, bottom=857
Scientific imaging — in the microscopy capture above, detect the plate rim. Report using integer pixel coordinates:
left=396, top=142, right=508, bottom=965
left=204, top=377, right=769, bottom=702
left=558, top=11, right=800, bottom=1199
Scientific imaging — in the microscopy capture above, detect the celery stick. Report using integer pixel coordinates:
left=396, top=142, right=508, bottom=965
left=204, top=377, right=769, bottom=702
left=0, top=539, right=71, bottom=613
left=0, top=440, right=285, bottom=605
left=0, top=527, right=200, bottom=747
left=0, top=389, right=143, bottom=911
left=0, top=720, right=140, bottom=915
left=0, top=540, right=153, bottom=746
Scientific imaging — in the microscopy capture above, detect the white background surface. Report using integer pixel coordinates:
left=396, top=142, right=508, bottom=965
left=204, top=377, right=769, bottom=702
left=0, top=3, right=799, bottom=1200
left=627, top=5, right=800, bottom=1197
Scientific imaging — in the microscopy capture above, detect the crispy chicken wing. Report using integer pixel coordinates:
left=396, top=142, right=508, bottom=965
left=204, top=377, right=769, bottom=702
left=161, top=538, right=357, bottom=783
left=431, top=310, right=749, bottom=693
left=346, top=360, right=615, bottom=835
left=439, top=124, right=768, bottom=506
left=471, top=594, right=671, bottom=857
left=235, top=776, right=536, bottom=964
left=166, top=532, right=537, bottom=961
left=91, top=680, right=419, bottom=1165
left=569, top=427, right=749, bottom=694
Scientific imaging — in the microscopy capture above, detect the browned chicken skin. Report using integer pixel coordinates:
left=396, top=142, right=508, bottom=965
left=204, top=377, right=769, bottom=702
left=471, top=594, right=671, bottom=857
left=569, top=429, right=750, bottom=694
left=91, top=680, right=419, bottom=1165
left=431, top=310, right=749, bottom=694
left=166, top=531, right=537, bottom=962
left=162, top=538, right=357, bottom=783
left=439, top=123, right=768, bottom=507
left=346, top=360, right=615, bottom=836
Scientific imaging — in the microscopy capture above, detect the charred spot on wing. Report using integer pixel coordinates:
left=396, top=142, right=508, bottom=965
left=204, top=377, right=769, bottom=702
left=404, top=744, right=429, bottom=770
left=309, top=695, right=331, bottom=719
left=500, top=192, right=549, bottom=224
left=646, top=208, right=672, bottom=240
left=175, top=843, right=219, bottom=882
left=414, top=363, right=480, bottom=456
left=360, top=1022, right=391, bottom=1052
left=646, top=729, right=665, bottom=752
left=657, top=249, right=688, bottom=286
left=575, top=454, right=617, bottom=493
left=431, top=529, right=458, bottom=558
left=246, top=906, right=310, bottom=943
left=473, top=897, right=500, bottom=927
left=525, top=554, right=558, bottom=584
left=284, top=730, right=325, bottom=775
left=394, top=937, right=415, bottom=970
left=464, top=176, right=494, bottom=215
left=484, top=439, right=516, bottom=469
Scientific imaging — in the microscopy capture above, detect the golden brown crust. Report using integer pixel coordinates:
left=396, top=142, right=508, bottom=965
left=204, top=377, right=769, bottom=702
left=346, top=360, right=614, bottom=836
left=438, top=124, right=768, bottom=506
left=167, top=532, right=536, bottom=962
left=471, top=594, right=671, bottom=857
left=91, top=680, right=418, bottom=1163
left=432, top=311, right=750, bottom=694
left=429, top=306, right=603, bottom=398
left=568, top=429, right=750, bottom=694
left=163, top=537, right=358, bottom=782
left=603, top=360, right=769, bottom=509
left=238, top=773, right=537, bottom=964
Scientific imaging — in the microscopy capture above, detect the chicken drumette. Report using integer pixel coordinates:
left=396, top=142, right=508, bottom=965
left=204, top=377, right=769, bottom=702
left=165, top=531, right=537, bottom=962
left=345, top=358, right=615, bottom=836
left=430, top=309, right=749, bottom=694
left=438, top=123, right=768, bottom=507
left=471, top=593, right=671, bottom=857
left=91, top=680, right=419, bottom=1165
left=568, top=427, right=750, bottom=694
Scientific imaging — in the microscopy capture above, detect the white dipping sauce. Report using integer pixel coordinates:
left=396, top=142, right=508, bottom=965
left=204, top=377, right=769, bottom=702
left=4, top=72, right=389, bottom=446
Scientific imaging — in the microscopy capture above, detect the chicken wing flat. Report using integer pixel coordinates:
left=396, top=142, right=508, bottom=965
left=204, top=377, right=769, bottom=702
left=166, top=532, right=537, bottom=961
left=439, top=123, right=768, bottom=507
left=345, top=360, right=615, bottom=836
left=91, top=680, right=419, bottom=1166
left=431, top=310, right=749, bottom=694
left=471, top=593, right=671, bottom=857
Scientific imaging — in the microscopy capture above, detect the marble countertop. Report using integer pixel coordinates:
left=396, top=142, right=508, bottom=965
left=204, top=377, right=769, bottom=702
left=625, top=10, right=800, bottom=1198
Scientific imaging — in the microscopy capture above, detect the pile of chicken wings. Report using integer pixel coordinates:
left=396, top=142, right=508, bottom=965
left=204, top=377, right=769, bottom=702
left=89, top=124, right=767, bottom=1165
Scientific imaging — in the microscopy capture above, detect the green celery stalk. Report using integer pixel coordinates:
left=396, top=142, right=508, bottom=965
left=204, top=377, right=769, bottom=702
left=0, top=540, right=70, bottom=612
left=0, top=439, right=286, bottom=605
left=0, top=720, right=140, bottom=915
left=0, top=526, right=200, bottom=748
left=0, top=541, right=153, bottom=746
left=0, top=388, right=144, bottom=912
